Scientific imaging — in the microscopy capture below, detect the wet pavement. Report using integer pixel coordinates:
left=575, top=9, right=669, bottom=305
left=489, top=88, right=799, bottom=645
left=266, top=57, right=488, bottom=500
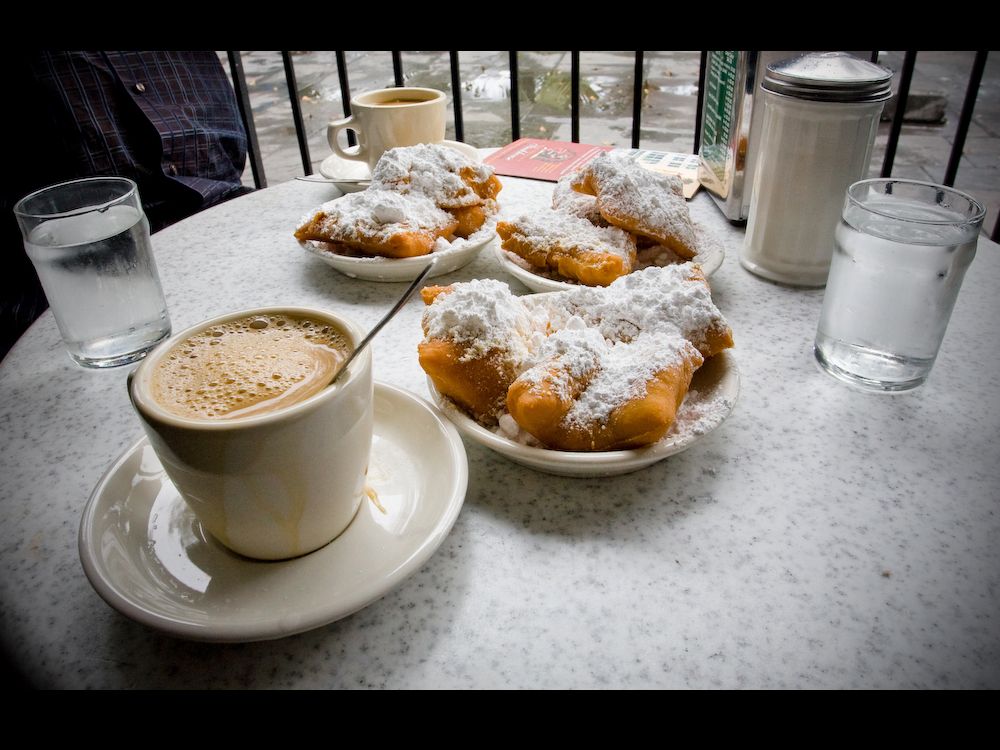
left=229, top=50, right=1000, bottom=234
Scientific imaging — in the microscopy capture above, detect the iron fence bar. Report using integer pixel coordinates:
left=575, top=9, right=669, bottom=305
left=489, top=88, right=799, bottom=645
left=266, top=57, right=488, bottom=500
left=281, top=51, right=312, bottom=176
left=335, top=50, right=356, bottom=149
left=944, top=50, right=988, bottom=187
left=392, top=51, right=404, bottom=87
left=870, top=51, right=880, bottom=64
left=880, top=51, right=917, bottom=178
left=449, top=51, right=464, bottom=142
left=571, top=51, right=580, bottom=143
left=226, top=51, right=266, bottom=189
left=693, top=51, right=707, bottom=155
left=509, top=51, right=520, bottom=141
left=631, top=51, right=644, bottom=149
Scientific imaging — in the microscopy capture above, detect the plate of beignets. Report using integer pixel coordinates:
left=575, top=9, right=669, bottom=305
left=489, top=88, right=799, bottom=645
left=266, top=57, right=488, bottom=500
left=301, top=215, right=498, bottom=282
left=296, top=143, right=502, bottom=282
left=494, top=153, right=724, bottom=293
left=417, top=265, right=739, bottom=476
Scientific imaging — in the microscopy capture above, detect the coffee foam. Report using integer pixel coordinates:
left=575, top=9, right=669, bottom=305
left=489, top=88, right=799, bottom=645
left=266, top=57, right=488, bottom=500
left=151, top=313, right=351, bottom=420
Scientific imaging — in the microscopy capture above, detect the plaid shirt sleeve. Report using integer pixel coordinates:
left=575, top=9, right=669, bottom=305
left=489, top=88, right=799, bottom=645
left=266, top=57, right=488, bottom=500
left=29, top=51, right=249, bottom=229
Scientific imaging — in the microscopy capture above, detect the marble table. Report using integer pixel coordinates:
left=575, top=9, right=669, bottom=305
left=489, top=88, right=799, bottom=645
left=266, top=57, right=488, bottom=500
left=2, top=172, right=998, bottom=689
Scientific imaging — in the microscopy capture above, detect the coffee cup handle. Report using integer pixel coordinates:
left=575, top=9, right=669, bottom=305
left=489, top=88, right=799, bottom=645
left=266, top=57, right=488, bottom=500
left=126, top=367, right=140, bottom=405
left=328, top=116, right=366, bottom=162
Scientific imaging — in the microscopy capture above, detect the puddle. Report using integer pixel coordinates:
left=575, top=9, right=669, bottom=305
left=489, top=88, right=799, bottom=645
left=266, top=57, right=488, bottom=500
left=468, top=70, right=511, bottom=100
left=658, top=83, right=699, bottom=96
left=533, top=71, right=597, bottom=110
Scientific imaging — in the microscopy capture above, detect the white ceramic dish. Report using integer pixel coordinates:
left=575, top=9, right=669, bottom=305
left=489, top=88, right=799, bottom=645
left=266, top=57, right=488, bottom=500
left=301, top=225, right=496, bottom=282
left=319, top=140, right=481, bottom=193
left=427, top=350, right=740, bottom=477
left=78, top=383, right=468, bottom=643
left=494, top=219, right=726, bottom=294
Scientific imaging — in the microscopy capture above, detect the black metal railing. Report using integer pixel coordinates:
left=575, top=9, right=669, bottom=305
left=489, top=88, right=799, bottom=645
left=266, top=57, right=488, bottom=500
left=226, top=51, right=266, bottom=189
left=226, top=50, right=996, bottom=240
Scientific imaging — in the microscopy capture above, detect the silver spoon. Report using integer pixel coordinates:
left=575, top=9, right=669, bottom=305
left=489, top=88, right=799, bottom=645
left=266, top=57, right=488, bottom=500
left=331, top=260, right=437, bottom=385
left=295, top=175, right=370, bottom=184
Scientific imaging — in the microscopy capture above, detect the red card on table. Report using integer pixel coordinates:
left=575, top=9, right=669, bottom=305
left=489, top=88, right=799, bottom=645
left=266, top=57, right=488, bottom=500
left=484, top=138, right=701, bottom=198
left=484, top=138, right=612, bottom=181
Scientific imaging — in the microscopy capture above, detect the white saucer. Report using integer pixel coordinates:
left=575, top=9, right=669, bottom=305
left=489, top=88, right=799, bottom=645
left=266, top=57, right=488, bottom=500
left=320, top=140, right=481, bottom=193
left=494, top=219, right=725, bottom=294
left=78, top=383, right=468, bottom=643
left=427, top=350, right=740, bottom=477
left=300, top=223, right=497, bottom=283
left=318, top=153, right=370, bottom=193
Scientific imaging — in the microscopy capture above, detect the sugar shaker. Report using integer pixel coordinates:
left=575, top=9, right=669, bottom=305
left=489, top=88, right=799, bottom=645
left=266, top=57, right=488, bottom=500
left=741, top=52, right=893, bottom=286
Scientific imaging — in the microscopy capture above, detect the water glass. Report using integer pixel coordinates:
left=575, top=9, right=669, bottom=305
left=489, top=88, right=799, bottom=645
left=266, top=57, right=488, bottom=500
left=814, top=178, right=984, bottom=392
left=14, top=177, right=172, bottom=368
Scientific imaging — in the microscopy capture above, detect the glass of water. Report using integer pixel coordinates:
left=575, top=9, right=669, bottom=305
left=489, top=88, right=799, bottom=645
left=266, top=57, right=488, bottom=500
left=814, top=178, right=985, bottom=392
left=14, top=177, right=171, bottom=368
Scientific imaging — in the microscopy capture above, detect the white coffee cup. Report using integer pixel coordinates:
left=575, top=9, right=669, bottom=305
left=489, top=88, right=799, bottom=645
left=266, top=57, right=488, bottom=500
left=327, top=87, right=447, bottom=173
left=128, top=307, right=373, bottom=561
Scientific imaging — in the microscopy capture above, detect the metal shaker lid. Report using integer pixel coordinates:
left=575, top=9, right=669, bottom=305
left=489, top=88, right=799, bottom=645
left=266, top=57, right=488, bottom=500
left=763, top=52, right=893, bottom=103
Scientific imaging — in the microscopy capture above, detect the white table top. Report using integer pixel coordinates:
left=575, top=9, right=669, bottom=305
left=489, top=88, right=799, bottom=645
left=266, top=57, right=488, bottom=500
left=2, top=173, right=999, bottom=689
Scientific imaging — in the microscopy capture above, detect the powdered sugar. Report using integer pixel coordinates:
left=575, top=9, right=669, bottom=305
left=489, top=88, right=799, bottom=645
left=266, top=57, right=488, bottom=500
left=501, top=207, right=635, bottom=262
left=420, top=278, right=542, bottom=365
left=577, top=151, right=696, bottom=250
left=371, top=143, right=496, bottom=208
left=496, top=412, right=538, bottom=444
left=579, top=151, right=684, bottom=198
left=523, top=264, right=726, bottom=352
left=303, top=190, right=454, bottom=245
left=552, top=175, right=606, bottom=225
left=569, top=332, right=696, bottom=429
left=430, top=213, right=498, bottom=253
left=515, top=326, right=697, bottom=429
left=665, top=387, right=735, bottom=439
left=517, top=326, right=606, bottom=397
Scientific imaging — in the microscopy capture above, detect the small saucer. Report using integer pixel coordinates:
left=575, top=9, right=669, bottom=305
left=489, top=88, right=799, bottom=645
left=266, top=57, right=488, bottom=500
left=79, top=383, right=468, bottom=643
left=319, top=140, right=481, bottom=193
left=494, top=219, right=725, bottom=294
left=318, top=152, right=370, bottom=193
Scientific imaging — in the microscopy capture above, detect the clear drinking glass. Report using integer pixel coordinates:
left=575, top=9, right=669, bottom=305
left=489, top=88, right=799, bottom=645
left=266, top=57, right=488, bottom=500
left=814, top=178, right=985, bottom=392
left=14, top=177, right=172, bottom=368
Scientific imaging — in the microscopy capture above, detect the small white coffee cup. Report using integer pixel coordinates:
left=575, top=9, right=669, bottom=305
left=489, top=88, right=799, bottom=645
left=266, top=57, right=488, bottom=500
left=328, top=87, right=447, bottom=173
left=128, top=307, right=373, bottom=561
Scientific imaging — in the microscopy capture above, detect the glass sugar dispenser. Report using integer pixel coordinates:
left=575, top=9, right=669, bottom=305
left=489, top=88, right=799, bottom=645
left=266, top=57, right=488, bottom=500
left=741, top=52, right=894, bottom=287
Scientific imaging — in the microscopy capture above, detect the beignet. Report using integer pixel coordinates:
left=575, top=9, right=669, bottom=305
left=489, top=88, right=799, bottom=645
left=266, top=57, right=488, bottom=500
left=571, top=152, right=697, bottom=259
left=294, top=190, right=457, bottom=258
left=370, top=143, right=502, bottom=209
left=497, top=209, right=637, bottom=287
left=418, top=278, right=540, bottom=424
left=506, top=327, right=703, bottom=451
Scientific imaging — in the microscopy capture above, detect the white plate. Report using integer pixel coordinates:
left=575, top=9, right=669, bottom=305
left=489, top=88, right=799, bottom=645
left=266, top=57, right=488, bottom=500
left=78, top=383, right=468, bottom=643
left=319, top=140, right=481, bottom=193
left=301, top=224, right=497, bottom=283
left=427, top=350, right=740, bottom=477
left=494, top=219, right=726, bottom=294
